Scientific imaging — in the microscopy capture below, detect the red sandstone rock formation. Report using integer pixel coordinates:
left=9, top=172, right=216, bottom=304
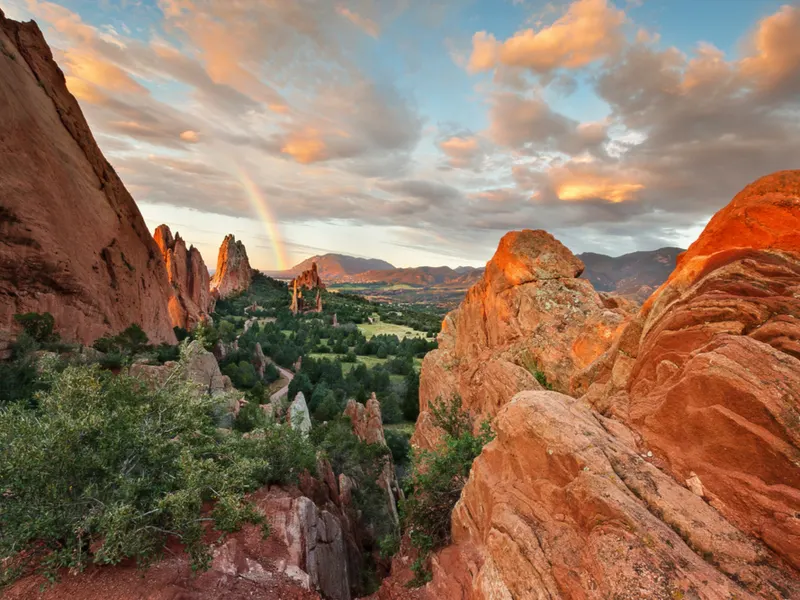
left=291, top=262, right=325, bottom=315
left=210, top=234, right=253, bottom=299
left=153, top=225, right=212, bottom=330
left=426, top=392, right=799, bottom=599
left=292, top=261, right=325, bottom=290
left=344, top=393, right=386, bottom=446
left=385, top=172, right=800, bottom=599
left=344, top=395, right=403, bottom=528
left=0, top=11, right=175, bottom=344
left=413, top=229, right=630, bottom=450
left=4, top=486, right=346, bottom=600
left=577, top=170, right=800, bottom=572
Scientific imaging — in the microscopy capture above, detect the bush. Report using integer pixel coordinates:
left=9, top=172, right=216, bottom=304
left=402, top=371, right=420, bottom=421
left=402, top=396, right=494, bottom=585
left=92, top=324, right=150, bottom=357
left=0, top=361, right=315, bottom=583
left=380, top=392, right=403, bottom=425
left=263, top=362, right=280, bottom=384
left=13, top=312, right=58, bottom=343
left=233, top=400, right=269, bottom=433
left=385, top=429, right=411, bottom=465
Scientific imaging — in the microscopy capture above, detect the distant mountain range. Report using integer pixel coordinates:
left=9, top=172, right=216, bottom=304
left=266, top=254, right=483, bottom=286
left=578, top=247, right=684, bottom=297
left=267, top=248, right=684, bottom=300
left=268, top=254, right=395, bottom=280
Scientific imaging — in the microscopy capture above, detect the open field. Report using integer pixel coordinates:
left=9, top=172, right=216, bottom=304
left=358, top=321, right=428, bottom=340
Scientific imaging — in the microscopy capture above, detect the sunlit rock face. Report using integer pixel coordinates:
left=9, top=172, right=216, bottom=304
left=427, top=391, right=799, bottom=600
left=210, top=234, right=253, bottom=299
left=390, top=172, right=800, bottom=600
left=153, top=225, right=212, bottom=330
left=0, top=10, right=175, bottom=345
left=581, top=170, right=800, bottom=571
left=413, top=229, right=631, bottom=450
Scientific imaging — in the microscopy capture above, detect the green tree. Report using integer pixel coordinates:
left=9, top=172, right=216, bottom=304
left=402, top=396, right=494, bottom=585
left=402, top=371, right=420, bottom=421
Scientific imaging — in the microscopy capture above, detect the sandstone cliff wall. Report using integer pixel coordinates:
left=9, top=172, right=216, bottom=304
left=0, top=10, right=175, bottom=344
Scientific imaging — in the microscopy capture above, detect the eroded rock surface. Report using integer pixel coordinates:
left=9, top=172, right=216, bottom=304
left=414, top=230, right=629, bottom=449
left=3, top=486, right=347, bottom=600
left=580, top=171, right=800, bottom=570
left=427, top=392, right=798, bottom=600
left=153, top=224, right=212, bottom=330
left=0, top=10, right=175, bottom=344
left=210, top=234, right=253, bottom=299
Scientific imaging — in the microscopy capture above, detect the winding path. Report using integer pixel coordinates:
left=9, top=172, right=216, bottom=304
left=269, top=364, right=294, bottom=403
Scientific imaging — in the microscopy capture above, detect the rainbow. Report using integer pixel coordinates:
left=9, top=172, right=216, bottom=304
left=234, top=167, right=289, bottom=271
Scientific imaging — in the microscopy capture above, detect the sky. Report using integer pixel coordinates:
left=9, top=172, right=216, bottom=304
left=4, top=0, right=800, bottom=271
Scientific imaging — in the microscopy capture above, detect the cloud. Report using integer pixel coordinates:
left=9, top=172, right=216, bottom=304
left=439, top=135, right=484, bottom=169
left=468, top=0, right=626, bottom=75
left=336, top=6, right=380, bottom=38
left=487, top=92, right=608, bottom=156
left=180, top=130, right=201, bottom=143
left=739, top=4, right=800, bottom=98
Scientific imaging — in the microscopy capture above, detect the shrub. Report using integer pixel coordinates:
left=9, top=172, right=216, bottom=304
left=380, top=392, right=403, bottom=425
left=263, top=362, right=280, bottom=384
left=402, top=371, right=420, bottom=421
left=385, top=429, right=411, bottom=466
left=0, top=361, right=315, bottom=584
left=342, top=351, right=358, bottom=363
left=13, top=312, right=58, bottom=343
left=233, top=400, right=269, bottom=433
left=402, top=396, right=494, bottom=585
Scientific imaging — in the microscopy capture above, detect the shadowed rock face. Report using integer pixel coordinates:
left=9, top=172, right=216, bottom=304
left=153, top=225, right=212, bottom=330
left=0, top=10, right=175, bottom=345
left=210, top=234, right=252, bottom=299
left=413, top=229, right=631, bottom=450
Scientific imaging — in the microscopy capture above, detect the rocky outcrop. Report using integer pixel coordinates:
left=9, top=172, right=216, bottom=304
left=288, top=392, right=312, bottom=437
left=344, top=395, right=403, bottom=528
left=292, top=261, right=325, bottom=290
left=344, top=394, right=386, bottom=445
left=414, top=230, right=630, bottom=449
left=578, top=171, right=800, bottom=571
left=130, top=340, right=233, bottom=397
left=426, top=392, right=799, bottom=599
left=395, top=172, right=800, bottom=599
left=153, top=225, right=212, bottom=330
left=4, top=486, right=349, bottom=600
left=0, top=10, right=175, bottom=345
left=210, top=234, right=252, bottom=299
left=291, top=262, right=324, bottom=315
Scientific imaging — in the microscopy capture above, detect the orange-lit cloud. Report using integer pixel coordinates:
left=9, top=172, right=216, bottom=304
left=468, top=0, right=626, bottom=74
left=336, top=6, right=380, bottom=38
left=439, top=135, right=483, bottom=169
left=551, top=164, right=644, bottom=203
left=180, top=130, right=201, bottom=143
left=739, top=4, right=800, bottom=93
left=63, top=50, right=147, bottom=95
left=281, top=128, right=328, bottom=164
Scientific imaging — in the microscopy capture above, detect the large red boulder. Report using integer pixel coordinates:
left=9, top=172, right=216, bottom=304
left=0, top=10, right=175, bottom=344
